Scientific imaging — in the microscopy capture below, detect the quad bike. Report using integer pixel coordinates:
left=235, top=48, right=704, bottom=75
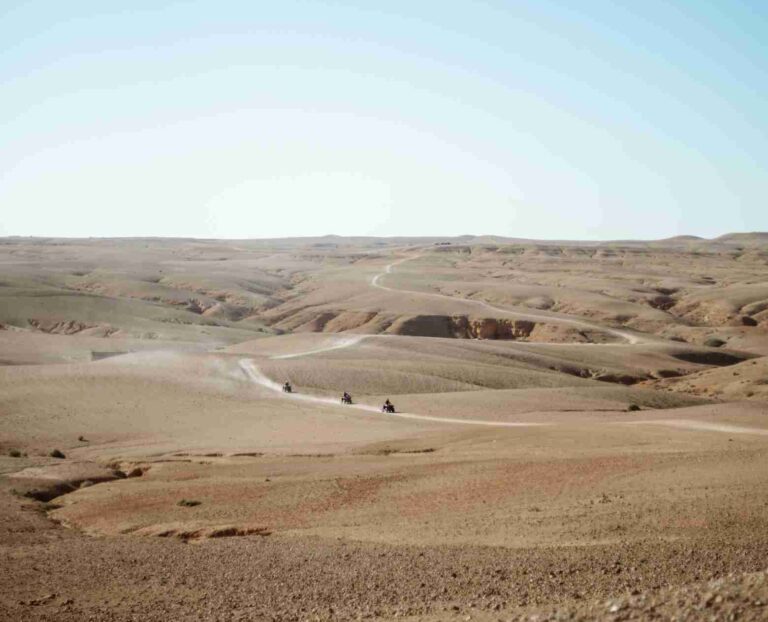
left=382, top=403, right=396, bottom=413
left=341, top=394, right=353, bottom=405
left=282, top=383, right=293, bottom=393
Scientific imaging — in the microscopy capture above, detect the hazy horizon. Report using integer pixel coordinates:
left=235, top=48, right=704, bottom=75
left=2, top=2, right=767, bottom=240
left=2, top=229, right=765, bottom=243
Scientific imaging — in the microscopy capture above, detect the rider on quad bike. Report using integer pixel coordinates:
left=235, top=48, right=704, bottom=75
left=382, top=399, right=395, bottom=413
left=341, top=391, right=352, bottom=405
left=282, top=381, right=292, bottom=393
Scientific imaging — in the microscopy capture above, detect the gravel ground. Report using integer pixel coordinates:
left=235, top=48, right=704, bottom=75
left=2, top=480, right=768, bottom=622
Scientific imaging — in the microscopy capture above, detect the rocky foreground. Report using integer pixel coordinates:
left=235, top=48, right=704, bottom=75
left=2, top=469, right=767, bottom=622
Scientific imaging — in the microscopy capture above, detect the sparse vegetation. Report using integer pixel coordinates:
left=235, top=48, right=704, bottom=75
left=78, top=435, right=88, bottom=442
left=49, top=449, right=66, bottom=459
left=177, top=499, right=201, bottom=507
left=8, top=448, right=23, bottom=458
left=627, top=404, right=641, bottom=412
left=704, top=337, right=726, bottom=348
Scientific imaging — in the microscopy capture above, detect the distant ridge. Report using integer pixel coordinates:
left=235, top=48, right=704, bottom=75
left=1, top=232, right=765, bottom=246
left=660, top=235, right=704, bottom=241
left=715, top=232, right=768, bottom=243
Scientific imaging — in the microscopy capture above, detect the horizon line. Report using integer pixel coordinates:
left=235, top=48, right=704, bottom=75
left=1, top=231, right=766, bottom=244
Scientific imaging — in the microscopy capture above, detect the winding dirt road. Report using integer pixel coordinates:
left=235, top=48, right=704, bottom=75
left=372, top=255, right=644, bottom=345
left=269, top=335, right=370, bottom=359
left=238, top=357, right=548, bottom=428
left=238, top=253, right=768, bottom=435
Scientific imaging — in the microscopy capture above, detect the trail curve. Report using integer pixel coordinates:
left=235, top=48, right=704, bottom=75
left=239, top=358, right=548, bottom=428
left=237, top=253, right=768, bottom=436
left=371, top=255, right=644, bottom=345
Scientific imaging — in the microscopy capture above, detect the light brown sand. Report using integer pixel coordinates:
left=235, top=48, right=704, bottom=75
left=1, top=235, right=767, bottom=621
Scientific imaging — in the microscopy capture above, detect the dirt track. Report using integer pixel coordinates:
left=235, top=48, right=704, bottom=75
left=2, top=236, right=768, bottom=621
left=372, top=255, right=645, bottom=344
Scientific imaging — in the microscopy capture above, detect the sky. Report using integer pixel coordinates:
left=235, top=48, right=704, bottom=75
left=1, top=1, right=767, bottom=240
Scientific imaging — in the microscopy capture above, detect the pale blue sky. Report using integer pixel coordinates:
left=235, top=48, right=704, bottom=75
left=1, top=1, right=766, bottom=239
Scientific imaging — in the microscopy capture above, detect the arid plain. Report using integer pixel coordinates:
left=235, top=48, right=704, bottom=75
left=1, top=234, right=768, bottom=621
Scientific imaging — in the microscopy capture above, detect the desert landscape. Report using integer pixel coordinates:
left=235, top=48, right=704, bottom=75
left=1, top=234, right=768, bottom=621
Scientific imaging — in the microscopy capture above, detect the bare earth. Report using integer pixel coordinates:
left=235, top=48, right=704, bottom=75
left=1, top=234, right=767, bottom=621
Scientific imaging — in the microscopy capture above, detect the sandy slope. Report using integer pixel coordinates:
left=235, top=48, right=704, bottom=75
left=1, top=235, right=767, bottom=621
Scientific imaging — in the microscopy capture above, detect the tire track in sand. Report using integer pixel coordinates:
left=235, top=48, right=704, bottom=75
left=620, top=419, right=768, bottom=436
